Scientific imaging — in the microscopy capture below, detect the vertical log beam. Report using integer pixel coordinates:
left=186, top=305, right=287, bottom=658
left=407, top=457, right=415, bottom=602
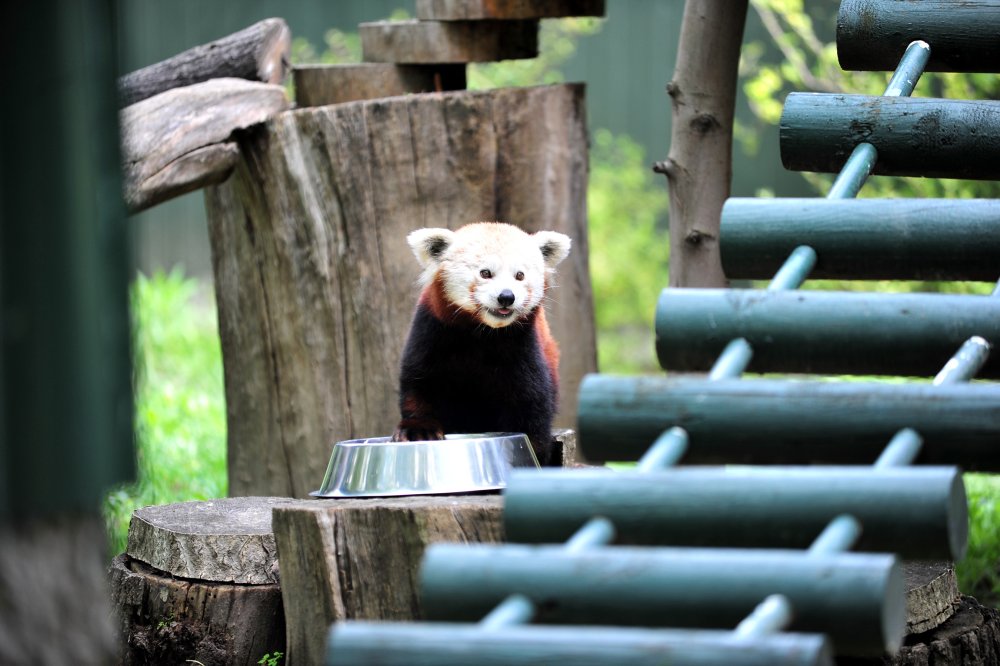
left=657, top=1, right=748, bottom=287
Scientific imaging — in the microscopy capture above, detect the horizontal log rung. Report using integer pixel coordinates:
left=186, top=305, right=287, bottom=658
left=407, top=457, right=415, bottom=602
left=502, top=466, right=966, bottom=559
left=576, top=375, right=1000, bottom=469
left=328, top=622, right=832, bottom=666
left=837, top=0, right=1000, bottom=73
left=655, top=289, right=1000, bottom=378
left=779, top=94, right=1000, bottom=180
left=420, top=544, right=903, bottom=655
left=720, top=198, right=1000, bottom=282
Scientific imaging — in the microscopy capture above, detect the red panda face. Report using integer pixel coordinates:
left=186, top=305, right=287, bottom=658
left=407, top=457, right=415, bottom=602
left=407, top=222, right=571, bottom=329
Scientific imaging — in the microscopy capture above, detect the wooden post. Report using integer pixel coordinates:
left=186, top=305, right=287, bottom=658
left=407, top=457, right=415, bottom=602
left=205, top=84, right=596, bottom=498
left=272, top=495, right=503, bottom=666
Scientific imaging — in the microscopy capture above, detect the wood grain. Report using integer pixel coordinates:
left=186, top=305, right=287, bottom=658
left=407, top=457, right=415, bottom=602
left=293, top=63, right=466, bottom=106
left=416, top=0, right=605, bottom=20
left=118, top=18, right=290, bottom=107
left=120, top=78, right=289, bottom=213
left=360, top=19, right=538, bottom=63
left=272, top=495, right=503, bottom=666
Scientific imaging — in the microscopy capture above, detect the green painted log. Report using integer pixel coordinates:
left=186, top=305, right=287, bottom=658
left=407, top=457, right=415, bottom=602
left=780, top=94, right=1000, bottom=180
left=837, top=0, right=1000, bottom=73
left=655, top=289, right=1000, bottom=378
left=720, top=198, right=1000, bottom=281
left=503, top=467, right=966, bottom=560
left=327, top=623, right=833, bottom=666
left=421, top=545, right=903, bottom=655
left=577, top=376, right=1000, bottom=468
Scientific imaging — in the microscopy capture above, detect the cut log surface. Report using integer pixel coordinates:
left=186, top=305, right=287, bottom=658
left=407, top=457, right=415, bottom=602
left=272, top=495, right=503, bottom=666
left=840, top=596, right=1000, bottom=666
left=904, top=562, right=960, bottom=636
left=117, top=18, right=291, bottom=107
left=120, top=77, right=289, bottom=213
left=205, top=84, right=595, bottom=498
left=126, top=496, right=297, bottom=584
left=110, top=554, right=285, bottom=666
left=416, top=0, right=606, bottom=19
left=360, top=19, right=538, bottom=63
left=293, top=63, right=466, bottom=107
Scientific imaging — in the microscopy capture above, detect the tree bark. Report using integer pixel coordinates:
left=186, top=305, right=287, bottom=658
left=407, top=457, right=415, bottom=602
left=110, top=555, right=285, bottom=666
left=205, top=84, right=595, bottom=498
left=117, top=18, right=291, bottom=108
left=119, top=78, right=289, bottom=213
left=271, top=495, right=504, bottom=666
left=657, top=0, right=748, bottom=287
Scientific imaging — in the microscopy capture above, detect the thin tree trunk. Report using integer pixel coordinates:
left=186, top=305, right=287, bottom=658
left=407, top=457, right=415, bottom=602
left=656, top=0, right=748, bottom=287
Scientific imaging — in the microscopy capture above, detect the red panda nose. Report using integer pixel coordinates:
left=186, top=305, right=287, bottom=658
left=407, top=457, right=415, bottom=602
left=497, top=290, right=515, bottom=307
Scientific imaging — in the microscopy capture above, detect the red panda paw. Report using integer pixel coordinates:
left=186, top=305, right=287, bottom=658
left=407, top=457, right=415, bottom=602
left=391, top=418, right=445, bottom=442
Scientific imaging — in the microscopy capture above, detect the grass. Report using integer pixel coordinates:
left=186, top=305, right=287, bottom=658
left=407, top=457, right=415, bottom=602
left=959, top=474, right=1000, bottom=607
left=103, top=269, right=227, bottom=555
left=104, top=270, right=1000, bottom=607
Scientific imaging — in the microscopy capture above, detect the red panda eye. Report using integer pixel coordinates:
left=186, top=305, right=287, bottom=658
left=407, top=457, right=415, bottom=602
left=480, top=269, right=492, bottom=279
left=515, top=271, right=525, bottom=281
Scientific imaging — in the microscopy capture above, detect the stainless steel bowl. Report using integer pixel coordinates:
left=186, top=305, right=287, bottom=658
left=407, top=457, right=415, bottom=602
left=310, top=432, right=540, bottom=498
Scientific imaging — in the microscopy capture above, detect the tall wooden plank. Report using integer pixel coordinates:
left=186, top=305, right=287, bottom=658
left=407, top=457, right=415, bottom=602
left=206, top=84, right=595, bottom=498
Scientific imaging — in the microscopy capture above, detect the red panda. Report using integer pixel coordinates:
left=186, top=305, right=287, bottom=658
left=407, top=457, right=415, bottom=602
left=391, top=222, right=572, bottom=466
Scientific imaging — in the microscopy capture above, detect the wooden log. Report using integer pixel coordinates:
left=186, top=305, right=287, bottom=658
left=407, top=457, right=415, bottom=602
left=125, top=497, right=296, bottom=584
left=120, top=78, right=289, bottom=213
left=655, top=289, right=1000, bottom=378
left=293, top=63, right=466, bottom=107
left=416, top=0, right=606, bottom=20
left=328, top=623, right=833, bottom=666
left=780, top=94, right=1000, bottom=180
left=720, top=198, right=1000, bottom=282
left=837, top=0, right=1000, bottom=73
left=205, top=84, right=595, bottom=498
left=111, top=497, right=297, bottom=665
left=118, top=18, right=291, bottom=107
left=904, top=562, right=959, bottom=635
left=360, top=19, right=538, bottom=64
left=421, top=544, right=904, bottom=656
left=840, top=596, right=1000, bottom=666
left=503, top=467, right=967, bottom=560
left=271, top=495, right=503, bottom=666
left=575, top=376, right=1000, bottom=469
left=110, top=554, right=285, bottom=666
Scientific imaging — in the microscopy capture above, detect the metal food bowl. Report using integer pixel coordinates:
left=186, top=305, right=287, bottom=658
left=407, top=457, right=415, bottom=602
left=310, top=433, right=540, bottom=498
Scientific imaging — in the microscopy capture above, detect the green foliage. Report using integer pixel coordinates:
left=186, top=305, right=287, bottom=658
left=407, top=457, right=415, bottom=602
left=588, top=130, right=669, bottom=373
left=959, top=474, right=1000, bottom=606
left=258, top=651, right=284, bottom=666
left=102, top=270, right=227, bottom=554
left=741, top=0, right=1000, bottom=199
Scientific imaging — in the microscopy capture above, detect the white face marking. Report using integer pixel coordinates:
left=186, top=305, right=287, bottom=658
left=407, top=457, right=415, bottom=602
left=407, top=223, right=570, bottom=329
left=441, top=239, right=546, bottom=328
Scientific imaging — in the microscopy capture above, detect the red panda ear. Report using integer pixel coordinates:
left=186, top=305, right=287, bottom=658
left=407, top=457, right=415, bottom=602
left=534, top=231, right=572, bottom=269
left=407, top=228, right=455, bottom=267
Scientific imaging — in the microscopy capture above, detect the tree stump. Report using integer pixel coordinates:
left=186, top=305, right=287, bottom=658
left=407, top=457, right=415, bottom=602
left=272, top=495, right=504, bottom=666
left=110, top=497, right=297, bottom=665
left=205, top=83, right=595, bottom=498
